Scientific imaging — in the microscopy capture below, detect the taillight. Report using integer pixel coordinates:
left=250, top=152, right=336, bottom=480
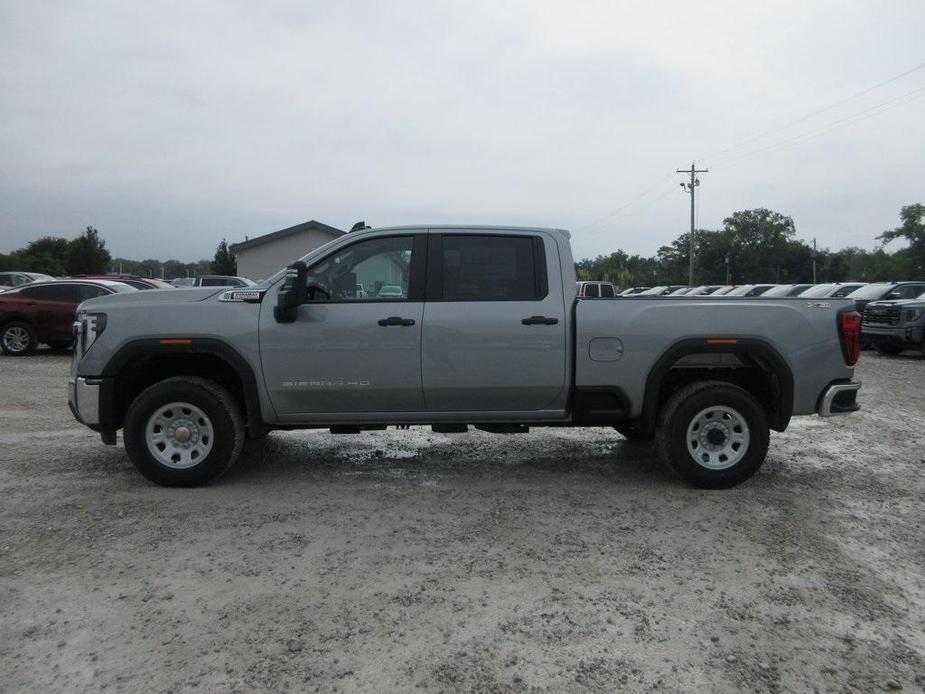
left=839, top=311, right=861, bottom=366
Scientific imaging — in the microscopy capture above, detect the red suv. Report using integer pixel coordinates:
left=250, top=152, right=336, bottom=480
left=0, top=280, right=136, bottom=355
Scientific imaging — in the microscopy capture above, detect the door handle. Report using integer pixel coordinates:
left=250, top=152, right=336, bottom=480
left=378, top=316, right=416, bottom=327
left=521, top=315, right=559, bottom=325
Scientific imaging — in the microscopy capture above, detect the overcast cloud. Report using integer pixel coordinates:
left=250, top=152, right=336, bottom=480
left=1, top=0, right=923, bottom=262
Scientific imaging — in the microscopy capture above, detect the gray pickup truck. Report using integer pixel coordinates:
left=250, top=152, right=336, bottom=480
left=68, top=225, right=862, bottom=488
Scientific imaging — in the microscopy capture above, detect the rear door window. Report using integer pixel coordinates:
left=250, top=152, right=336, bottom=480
left=437, top=235, right=545, bottom=301
left=21, top=284, right=80, bottom=302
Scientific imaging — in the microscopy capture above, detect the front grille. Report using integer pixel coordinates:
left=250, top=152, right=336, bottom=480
left=863, top=306, right=900, bottom=326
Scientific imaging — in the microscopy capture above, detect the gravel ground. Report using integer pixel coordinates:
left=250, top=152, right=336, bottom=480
left=1, top=350, right=923, bottom=693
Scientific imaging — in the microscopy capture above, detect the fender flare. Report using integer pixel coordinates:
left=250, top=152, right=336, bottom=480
left=640, top=338, right=794, bottom=432
left=101, top=338, right=265, bottom=436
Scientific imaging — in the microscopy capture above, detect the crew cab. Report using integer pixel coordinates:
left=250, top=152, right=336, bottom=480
left=68, top=226, right=862, bottom=488
left=1, top=279, right=136, bottom=355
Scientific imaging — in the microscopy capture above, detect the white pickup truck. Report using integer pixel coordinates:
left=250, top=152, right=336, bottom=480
left=68, top=225, right=862, bottom=488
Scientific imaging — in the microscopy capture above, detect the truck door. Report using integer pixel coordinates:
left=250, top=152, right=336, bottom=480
left=421, top=232, right=568, bottom=412
left=259, top=234, right=427, bottom=416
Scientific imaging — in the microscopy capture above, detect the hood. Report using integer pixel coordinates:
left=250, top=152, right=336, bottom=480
left=865, top=297, right=925, bottom=310
left=78, top=287, right=223, bottom=311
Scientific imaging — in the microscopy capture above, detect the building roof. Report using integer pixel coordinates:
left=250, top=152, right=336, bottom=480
left=229, top=220, right=344, bottom=254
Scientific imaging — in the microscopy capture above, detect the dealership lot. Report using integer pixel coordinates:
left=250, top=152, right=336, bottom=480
left=1, top=353, right=923, bottom=692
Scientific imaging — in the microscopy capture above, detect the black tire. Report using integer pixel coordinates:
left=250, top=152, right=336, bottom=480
left=123, top=377, right=245, bottom=487
left=873, top=343, right=903, bottom=356
left=613, top=425, right=655, bottom=441
left=1, top=321, right=38, bottom=356
left=656, top=381, right=770, bottom=489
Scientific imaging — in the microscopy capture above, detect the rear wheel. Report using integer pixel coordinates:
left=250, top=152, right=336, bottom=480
left=656, top=381, right=769, bottom=489
left=1, top=321, right=37, bottom=356
left=123, top=377, right=244, bottom=487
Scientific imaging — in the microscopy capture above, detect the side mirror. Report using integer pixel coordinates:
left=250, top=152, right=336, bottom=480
left=274, top=261, right=307, bottom=323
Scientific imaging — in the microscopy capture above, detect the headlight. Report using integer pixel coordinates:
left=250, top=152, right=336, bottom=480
left=74, top=311, right=107, bottom=355
left=903, top=308, right=924, bottom=323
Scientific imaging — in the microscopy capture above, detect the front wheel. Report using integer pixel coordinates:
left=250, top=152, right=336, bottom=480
left=656, top=381, right=770, bottom=489
left=123, top=377, right=245, bottom=487
left=1, top=321, right=37, bottom=355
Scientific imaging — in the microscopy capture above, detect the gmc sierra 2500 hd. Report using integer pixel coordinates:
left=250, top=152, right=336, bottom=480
left=68, top=225, right=862, bottom=488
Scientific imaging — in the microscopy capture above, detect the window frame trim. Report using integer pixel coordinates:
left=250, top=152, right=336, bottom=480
left=425, top=233, right=549, bottom=303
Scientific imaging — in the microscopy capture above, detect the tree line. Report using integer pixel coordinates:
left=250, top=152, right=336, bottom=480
left=577, top=204, right=925, bottom=287
left=0, top=230, right=237, bottom=278
left=2, top=205, right=922, bottom=284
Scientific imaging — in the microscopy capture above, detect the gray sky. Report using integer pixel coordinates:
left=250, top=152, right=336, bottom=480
left=1, top=0, right=923, bottom=263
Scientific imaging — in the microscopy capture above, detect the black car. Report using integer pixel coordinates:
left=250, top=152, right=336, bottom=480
left=846, top=281, right=925, bottom=314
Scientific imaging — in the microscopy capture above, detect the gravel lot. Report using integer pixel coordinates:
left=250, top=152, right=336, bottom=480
left=1, top=351, right=923, bottom=693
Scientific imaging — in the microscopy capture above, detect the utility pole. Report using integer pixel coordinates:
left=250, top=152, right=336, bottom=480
left=812, top=238, right=817, bottom=284
left=677, top=162, right=708, bottom=285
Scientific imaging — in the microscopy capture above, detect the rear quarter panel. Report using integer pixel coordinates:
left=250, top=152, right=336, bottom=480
left=575, top=297, right=856, bottom=416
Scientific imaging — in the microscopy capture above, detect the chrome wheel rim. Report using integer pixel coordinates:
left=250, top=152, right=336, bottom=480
left=3, top=326, right=30, bottom=353
left=686, top=405, right=749, bottom=470
left=145, top=401, right=213, bottom=469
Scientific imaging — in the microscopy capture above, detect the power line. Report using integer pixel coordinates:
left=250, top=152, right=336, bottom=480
left=573, top=60, right=925, bottom=236
left=575, top=173, right=675, bottom=230
left=700, top=60, right=925, bottom=164
left=712, top=84, right=925, bottom=170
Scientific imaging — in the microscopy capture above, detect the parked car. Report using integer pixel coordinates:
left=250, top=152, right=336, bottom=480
left=191, top=275, right=255, bottom=288
left=798, top=282, right=867, bottom=299
left=637, top=285, right=688, bottom=296
left=845, top=282, right=925, bottom=314
left=69, top=224, right=860, bottom=489
left=667, top=287, right=693, bottom=296
left=0, top=271, right=56, bottom=288
left=376, top=284, right=405, bottom=299
left=618, top=286, right=650, bottom=295
left=577, top=281, right=617, bottom=298
left=1, top=280, right=136, bottom=355
left=69, top=274, right=174, bottom=290
left=687, top=285, right=730, bottom=296
left=170, top=278, right=195, bottom=288
left=761, top=284, right=813, bottom=297
left=724, top=284, right=778, bottom=297
left=861, top=291, right=925, bottom=356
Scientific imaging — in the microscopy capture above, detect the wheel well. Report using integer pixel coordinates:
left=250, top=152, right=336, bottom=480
left=641, top=342, right=794, bottom=433
left=0, top=314, right=33, bottom=330
left=113, top=353, right=250, bottom=431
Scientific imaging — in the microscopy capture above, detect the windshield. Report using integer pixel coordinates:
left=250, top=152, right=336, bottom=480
left=846, top=284, right=893, bottom=299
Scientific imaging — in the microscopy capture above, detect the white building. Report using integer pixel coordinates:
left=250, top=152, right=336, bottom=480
left=230, top=220, right=344, bottom=281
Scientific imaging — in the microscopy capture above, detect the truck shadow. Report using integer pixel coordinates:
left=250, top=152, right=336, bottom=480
left=223, top=431, right=678, bottom=487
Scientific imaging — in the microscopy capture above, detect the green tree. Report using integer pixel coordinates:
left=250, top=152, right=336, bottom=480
left=211, top=239, right=237, bottom=275
left=65, top=226, right=111, bottom=275
left=13, top=236, right=71, bottom=275
left=878, top=204, right=925, bottom=275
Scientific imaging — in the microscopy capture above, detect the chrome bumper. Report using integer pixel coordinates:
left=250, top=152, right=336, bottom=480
left=67, top=377, right=101, bottom=425
left=817, top=381, right=861, bottom=417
